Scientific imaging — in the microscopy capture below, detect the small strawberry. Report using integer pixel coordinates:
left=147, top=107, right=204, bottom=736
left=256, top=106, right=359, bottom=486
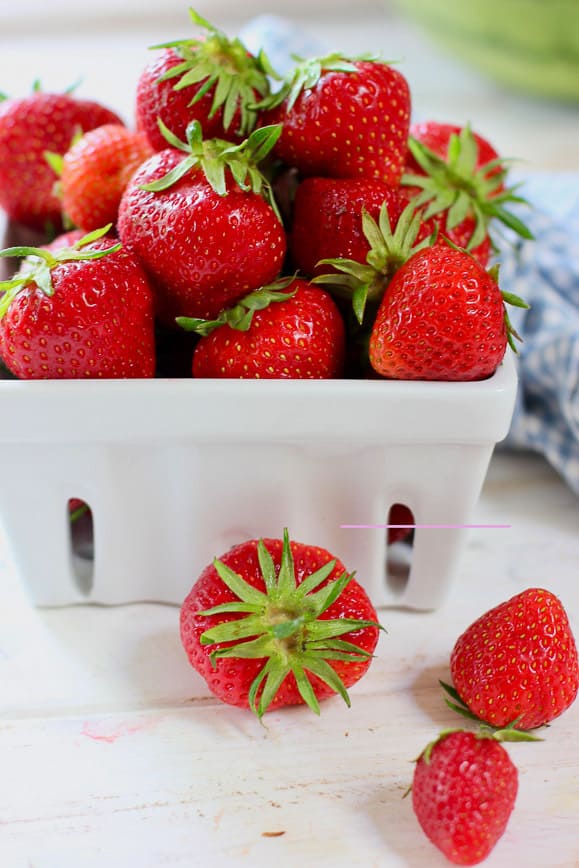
left=411, top=728, right=521, bottom=865
left=260, top=54, right=411, bottom=184
left=135, top=8, right=272, bottom=151
left=447, top=588, right=579, bottom=730
left=0, top=225, right=156, bottom=378
left=0, top=87, right=122, bottom=231
left=402, top=122, right=533, bottom=254
left=178, top=276, right=345, bottom=379
left=180, top=528, right=381, bottom=717
left=48, top=124, right=154, bottom=232
left=117, top=121, right=286, bottom=324
left=368, top=244, right=528, bottom=381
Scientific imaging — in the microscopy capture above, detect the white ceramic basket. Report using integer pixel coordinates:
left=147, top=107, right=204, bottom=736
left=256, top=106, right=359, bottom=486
left=0, top=355, right=517, bottom=610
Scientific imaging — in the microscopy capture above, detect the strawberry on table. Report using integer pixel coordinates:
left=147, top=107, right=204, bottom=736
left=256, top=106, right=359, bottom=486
left=260, top=54, right=411, bottom=184
left=402, top=122, right=533, bottom=257
left=48, top=124, right=154, bottom=232
left=178, top=276, right=346, bottom=379
left=0, top=225, right=156, bottom=378
left=368, top=243, right=528, bottom=381
left=447, top=588, right=579, bottom=730
left=117, top=121, right=286, bottom=324
left=180, top=529, right=381, bottom=717
left=411, top=729, right=521, bottom=865
left=0, top=86, right=122, bottom=231
left=135, top=8, right=273, bottom=151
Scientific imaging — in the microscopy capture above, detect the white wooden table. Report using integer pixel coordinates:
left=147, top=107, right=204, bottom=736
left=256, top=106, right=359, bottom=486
left=1, top=8, right=579, bottom=867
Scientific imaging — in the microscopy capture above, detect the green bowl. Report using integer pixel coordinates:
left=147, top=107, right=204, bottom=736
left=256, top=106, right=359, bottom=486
left=395, top=0, right=579, bottom=102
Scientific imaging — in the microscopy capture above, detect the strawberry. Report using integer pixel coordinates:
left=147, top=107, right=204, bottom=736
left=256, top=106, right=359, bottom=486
left=0, top=225, right=156, bottom=378
left=289, top=177, right=407, bottom=278
left=0, top=87, right=122, bottom=231
left=117, top=121, right=286, bottom=324
left=135, top=8, right=272, bottom=151
left=368, top=244, right=528, bottom=381
left=411, top=729, right=520, bottom=865
left=447, top=588, right=579, bottom=730
left=180, top=528, right=381, bottom=717
left=402, top=122, right=533, bottom=255
left=49, top=124, right=154, bottom=232
left=178, top=276, right=346, bottom=379
left=260, top=54, right=411, bottom=184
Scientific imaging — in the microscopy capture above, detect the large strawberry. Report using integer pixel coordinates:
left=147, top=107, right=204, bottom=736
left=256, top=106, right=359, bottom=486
left=0, top=87, right=122, bottom=231
left=411, top=729, right=521, bottom=865
left=178, top=276, right=345, bottom=379
left=135, top=8, right=272, bottom=151
left=446, top=588, right=579, bottom=731
left=402, top=122, right=532, bottom=254
left=180, top=529, right=381, bottom=717
left=368, top=244, right=528, bottom=381
left=0, top=226, right=156, bottom=378
left=48, top=124, right=153, bottom=232
left=260, top=54, right=411, bottom=184
left=117, top=121, right=286, bottom=324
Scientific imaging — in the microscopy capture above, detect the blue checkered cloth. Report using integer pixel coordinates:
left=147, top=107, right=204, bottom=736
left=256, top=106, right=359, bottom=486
left=241, top=17, right=579, bottom=497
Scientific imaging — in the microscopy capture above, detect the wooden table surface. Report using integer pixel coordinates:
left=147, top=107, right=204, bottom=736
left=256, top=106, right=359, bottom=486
left=1, top=8, right=579, bottom=867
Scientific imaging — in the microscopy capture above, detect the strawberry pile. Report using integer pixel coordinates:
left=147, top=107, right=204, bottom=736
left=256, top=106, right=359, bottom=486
left=0, top=8, right=530, bottom=381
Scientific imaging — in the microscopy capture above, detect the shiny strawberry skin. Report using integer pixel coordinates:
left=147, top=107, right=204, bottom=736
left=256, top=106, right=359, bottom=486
left=265, top=61, right=411, bottom=184
left=136, top=48, right=248, bottom=151
left=117, top=148, right=287, bottom=323
left=180, top=536, right=379, bottom=711
left=450, top=588, right=579, bottom=730
left=0, top=92, right=122, bottom=230
left=407, top=121, right=501, bottom=175
left=369, top=245, right=507, bottom=381
left=192, top=279, right=345, bottom=379
left=60, top=124, right=153, bottom=232
left=412, top=731, right=518, bottom=865
left=0, top=239, right=156, bottom=379
left=290, top=177, right=405, bottom=277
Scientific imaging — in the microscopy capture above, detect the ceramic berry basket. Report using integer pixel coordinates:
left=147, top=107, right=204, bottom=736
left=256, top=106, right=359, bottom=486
left=0, top=356, right=517, bottom=610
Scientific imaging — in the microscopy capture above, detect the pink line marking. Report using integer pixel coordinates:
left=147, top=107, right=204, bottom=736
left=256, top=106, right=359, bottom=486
left=340, top=524, right=511, bottom=529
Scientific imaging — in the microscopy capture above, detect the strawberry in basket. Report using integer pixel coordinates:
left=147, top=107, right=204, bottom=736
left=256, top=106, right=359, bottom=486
left=180, top=528, right=381, bottom=717
left=135, top=8, right=273, bottom=150
left=0, top=226, right=156, bottom=378
left=0, top=85, right=122, bottom=232
left=117, top=121, right=286, bottom=325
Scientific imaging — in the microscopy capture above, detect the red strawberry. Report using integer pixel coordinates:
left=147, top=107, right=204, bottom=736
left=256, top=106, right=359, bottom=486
left=411, top=729, right=519, bottom=865
left=135, top=9, right=271, bottom=151
left=52, top=124, right=153, bottom=232
left=0, top=89, right=122, bottom=231
left=368, top=244, right=528, bottom=381
left=448, top=588, right=579, bottom=730
left=402, top=122, right=532, bottom=255
left=117, top=122, right=286, bottom=324
left=261, top=54, right=411, bottom=184
left=179, top=277, right=345, bottom=379
left=290, top=177, right=408, bottom=278
left=180, top=528, right=381, bottom=717
left=388, top=502, right=414, bottom=546
left=0, top=226, right=156, bottom=378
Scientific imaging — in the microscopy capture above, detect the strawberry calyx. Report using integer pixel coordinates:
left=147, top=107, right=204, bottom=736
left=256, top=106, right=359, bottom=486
left=419, top=722, right=541, bottom=768
left=149, top=7, right=273, bottom=137
left=257, top=51, right=378, bottom=112
left=139, top=119, right=282, bottom=218
left=402, top=125, right=533, bottom=249
left=439, top=680, right=542, bottom=737
left=196, top=528, right=382, bottom=718
left=0, top=224, right=120, bottom=318
left=176, top=275, right=298, bottom=335
left=312, top=198, right=436, bottom=325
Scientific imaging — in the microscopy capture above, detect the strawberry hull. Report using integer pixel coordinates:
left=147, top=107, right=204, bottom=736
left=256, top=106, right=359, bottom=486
left=0, top=354, right=517, bottom=610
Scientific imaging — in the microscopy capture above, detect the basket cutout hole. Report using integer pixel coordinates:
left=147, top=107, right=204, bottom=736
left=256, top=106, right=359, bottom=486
left=385, top=502, right=414, bottom=597
left=67, top=498, right=94, bottom=596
